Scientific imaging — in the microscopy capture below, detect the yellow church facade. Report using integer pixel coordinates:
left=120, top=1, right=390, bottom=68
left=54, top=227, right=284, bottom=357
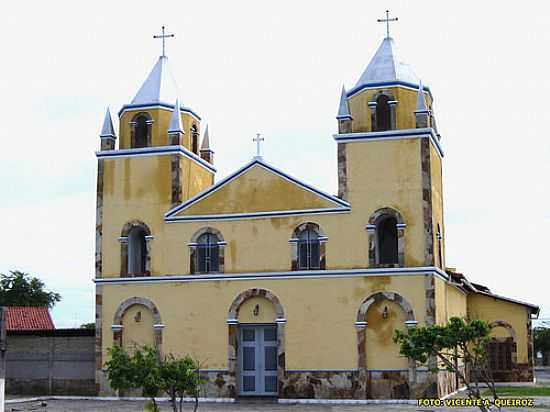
left=94, top=30, right=538, bottom=399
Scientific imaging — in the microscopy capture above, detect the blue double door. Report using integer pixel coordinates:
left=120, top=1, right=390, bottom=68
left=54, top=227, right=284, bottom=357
left=239, top=325, right=278, bottom=396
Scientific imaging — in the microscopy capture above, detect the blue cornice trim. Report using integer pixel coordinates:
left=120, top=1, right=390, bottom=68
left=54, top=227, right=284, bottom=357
left=96, top=145, right=216, bottom=173
left=165, top=158, right=350, bottom=219
left=166, top=207, right=351, bottom=222
left=94, top=266, right=450, bottom=285
left=333, top=128, right=444, bottom=158
left=118, top=103, right=201, bottom=122
left=336, top=115, right=353, bottom=120
left=347, top=81, right=433, bottom=100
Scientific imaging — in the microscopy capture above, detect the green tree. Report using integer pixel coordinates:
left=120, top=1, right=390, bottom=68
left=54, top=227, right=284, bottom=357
left=80, top=322, right=96, bottom=330
left=394, top=317, right=496, bottom=412
left=105, top=345, right=206, bottom=412
left=160, top=354, right=206, bottom=412
left=534, top=327, right=550, bottom=366
left=0, top=270, right=61, bottom=308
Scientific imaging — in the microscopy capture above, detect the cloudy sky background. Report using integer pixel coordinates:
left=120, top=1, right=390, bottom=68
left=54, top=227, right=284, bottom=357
left=0, top=0, right=548, bottom=327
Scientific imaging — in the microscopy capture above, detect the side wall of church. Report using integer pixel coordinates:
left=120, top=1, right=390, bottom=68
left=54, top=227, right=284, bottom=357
left=468, top=294, right=533, bottom=382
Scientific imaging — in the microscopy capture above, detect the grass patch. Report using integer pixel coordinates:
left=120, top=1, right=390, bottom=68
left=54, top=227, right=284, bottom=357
left=481, top=386, right=550, bottom=397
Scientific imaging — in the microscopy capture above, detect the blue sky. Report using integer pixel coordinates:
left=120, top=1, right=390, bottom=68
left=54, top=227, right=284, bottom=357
left=0, top=0, right=548, bottom=327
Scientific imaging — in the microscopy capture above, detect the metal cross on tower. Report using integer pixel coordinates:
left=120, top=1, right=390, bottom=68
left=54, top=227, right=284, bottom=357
left=154, top=26, right=175, bottom=57
left=253, top=133, right=264, bottom=159
left=377, top=10, right=398, bottom=39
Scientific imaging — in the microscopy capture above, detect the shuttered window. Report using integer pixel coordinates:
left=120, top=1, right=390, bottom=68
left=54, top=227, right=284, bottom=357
left=488, top=338, right=513, bottom=371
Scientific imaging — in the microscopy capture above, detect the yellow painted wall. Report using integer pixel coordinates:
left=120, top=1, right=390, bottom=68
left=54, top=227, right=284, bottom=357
left=430, top=143, right=445, bottom=269
left=434, top=277, right=446, bottom=325
left=366, top=299, right=408, bottom=369
left=101, top=138, right=434, bottom=276
left=101, top=275, right=427, bottom=370
left=181, top=157, right=214, bottom=200
left=468, top=294, right=530, bottom=363
left=347, top=87, right=433, bottom=133
left=446, top=283, right=467, bottom=319
left=121, top=304, right=155, bottom=353
left=238, top=297, right=277, bottom=323
left=118, top=108, right=200, bottom=151
left=178, top=165, right=337, bottom=216
left=346, top=138, right=425, bottom=266
left=101, top=155, right=213, bottom=277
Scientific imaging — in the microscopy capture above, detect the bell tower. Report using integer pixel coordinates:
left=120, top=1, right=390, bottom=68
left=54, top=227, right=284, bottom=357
left=334, top=22, right=445, bottom=269
left=94, top=31, right=216, bottom=279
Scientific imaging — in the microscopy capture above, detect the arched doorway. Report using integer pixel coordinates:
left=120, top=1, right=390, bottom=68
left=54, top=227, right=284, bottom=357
left=228, top=289, right=285, bottom=397
left=356, top=291, right=416, bottom=399
left=487, top=321, right=517, bottom=378
left=112, top=297, right=164, bottom=355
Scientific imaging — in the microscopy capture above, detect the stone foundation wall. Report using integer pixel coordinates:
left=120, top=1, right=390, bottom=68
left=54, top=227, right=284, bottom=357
left=102, top=367, right=464, bottom=400
left=281, top=371, right=361, bottom=399
left=200, top=370, right=233, bottom=398
left=475, top=364, right=534, bottom=383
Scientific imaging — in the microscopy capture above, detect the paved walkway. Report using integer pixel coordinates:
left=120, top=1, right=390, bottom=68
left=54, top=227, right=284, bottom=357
left=5, top=399, right=550, bottom=412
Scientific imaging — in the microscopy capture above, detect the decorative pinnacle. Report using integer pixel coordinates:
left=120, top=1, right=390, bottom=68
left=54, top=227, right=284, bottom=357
left=201, top=124, right=211, bottom=150
left=168, top=99, right=184, bottom=133
left=100, top=107, right=116, bottom=139
left=337, top=84, right=352, bottom=119
left=415, top=81, right=429, bottom=113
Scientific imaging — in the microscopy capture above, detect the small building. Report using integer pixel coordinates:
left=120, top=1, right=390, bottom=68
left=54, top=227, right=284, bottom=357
left=94, top=23, right=539, bottom=400
left=4, top=307, right=96, bottom=396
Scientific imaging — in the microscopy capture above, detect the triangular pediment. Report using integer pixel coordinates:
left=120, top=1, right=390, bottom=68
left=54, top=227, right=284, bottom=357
left=165, top=159, right=350, bottom=221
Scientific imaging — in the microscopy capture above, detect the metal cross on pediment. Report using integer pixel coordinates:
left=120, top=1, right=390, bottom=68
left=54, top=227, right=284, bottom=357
left=154, top=26, right=175, bottom=57
left=377, top=10, right=398, bottom=39
left=253, top=133, right=264, bottom=158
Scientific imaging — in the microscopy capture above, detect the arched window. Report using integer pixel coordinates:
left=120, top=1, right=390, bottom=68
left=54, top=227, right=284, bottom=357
left=191, top=124, right=199, bottom=154
left=197, top=232, right=220, bottom=273
left=375, top=94, right=391, bottom=131
left=133, top=115, right=149, bottom=148
left=291, top=223, right=326, bottom=270
left=298, top=228, right=320, bottom=270
left=120, top=220, right=152, bottom=277
left=377, top=216, right=398, bottom=264
left=436, top=223, right=443, bottom=268
left=367, top=208, right=405, bottom=267
left=128, top=226, right=147, bottom=275
left=190, top=228, right=225, bottom=274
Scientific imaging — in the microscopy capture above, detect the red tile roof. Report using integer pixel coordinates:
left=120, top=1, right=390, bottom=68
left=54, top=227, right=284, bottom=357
left=5, top=306, right=55, bottom=331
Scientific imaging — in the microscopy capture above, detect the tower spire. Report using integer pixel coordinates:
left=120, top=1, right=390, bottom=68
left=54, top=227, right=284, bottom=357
left=99, top=107, right=116, bottom=150
left=414, top=81, right=430, bottom=128
left=200, top=124, right=214, bottom=164
left=336, top=85, right=352, bottom=120
left=168, top=98, right=184, bottom=134
left=168, top=99, right=184, bottom=145
left=415, top=81, right=429, bottom=113
left=201, top=124, right=210, bottom=150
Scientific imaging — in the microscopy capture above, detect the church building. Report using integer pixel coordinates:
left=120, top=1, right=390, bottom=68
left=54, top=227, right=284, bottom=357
left=94, top=22, right=539, bottom=399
